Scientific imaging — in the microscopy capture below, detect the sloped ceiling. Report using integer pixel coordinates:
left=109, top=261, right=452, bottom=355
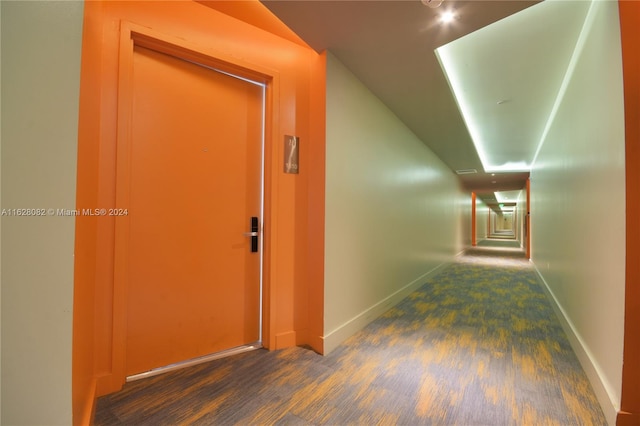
left=260, top=0, right=592, bottom=205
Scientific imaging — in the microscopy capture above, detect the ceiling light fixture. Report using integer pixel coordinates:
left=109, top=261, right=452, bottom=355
left=421, top=0, right=444, bottom=8
left=440, top=10, right=456, bottom=24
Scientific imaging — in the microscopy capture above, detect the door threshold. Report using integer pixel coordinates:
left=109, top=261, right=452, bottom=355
left=126, top=342, right=263, bottom=382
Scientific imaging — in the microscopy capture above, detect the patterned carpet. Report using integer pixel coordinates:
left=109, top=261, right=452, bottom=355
left=95, top=239, right=606, bottom=425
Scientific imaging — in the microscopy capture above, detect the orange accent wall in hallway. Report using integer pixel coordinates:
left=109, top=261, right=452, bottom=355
left=618, top=1, right=640, bottom=424
left=72, top=2, right=325, bottom=424
left=526, top=177, right=531, bottom=259
left=471, top=192, right=477, bottom=246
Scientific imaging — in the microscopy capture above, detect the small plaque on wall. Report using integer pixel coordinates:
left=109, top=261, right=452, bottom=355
left=284, top=135, right=299, bottom=174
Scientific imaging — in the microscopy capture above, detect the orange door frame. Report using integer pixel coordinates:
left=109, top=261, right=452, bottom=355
left=618, top=0, right=640, bottom=423
left=471, top=192, right=477, bottom=247
left=526, top=177, right=531, bottom=260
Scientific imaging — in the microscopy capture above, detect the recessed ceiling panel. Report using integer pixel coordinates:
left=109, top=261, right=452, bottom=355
left=435, top=0, right=592, bottom=172
left=495, top=190, right=523, bottom=204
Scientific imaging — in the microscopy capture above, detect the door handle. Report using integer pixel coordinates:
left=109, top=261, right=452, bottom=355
left=245, top=217, right=259, bottom=253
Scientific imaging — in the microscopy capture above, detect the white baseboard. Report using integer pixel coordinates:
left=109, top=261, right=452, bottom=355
left=322, top=261, right=451, bottom=354
left=533, top=265, right=618, bottom=426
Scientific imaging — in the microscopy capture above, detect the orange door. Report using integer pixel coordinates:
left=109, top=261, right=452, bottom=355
left=124, top=46, right=263, bottom=376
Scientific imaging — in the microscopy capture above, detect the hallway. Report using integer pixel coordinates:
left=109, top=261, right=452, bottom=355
left=2, top=2, right=638, bottom=424
left=94, top=240, right=605, bottom=425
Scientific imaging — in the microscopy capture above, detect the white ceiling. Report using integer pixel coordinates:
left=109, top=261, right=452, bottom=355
left=260, top=0, right=594, bottom=205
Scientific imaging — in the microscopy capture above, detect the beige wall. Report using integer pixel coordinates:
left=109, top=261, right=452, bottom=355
left=324, top=53, right=464, bottom=353
left=530, top=1, right=625, bottom=423
left=495, top=212, right=513, bottom=232
left=1, top=1, right=83, bottom=424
